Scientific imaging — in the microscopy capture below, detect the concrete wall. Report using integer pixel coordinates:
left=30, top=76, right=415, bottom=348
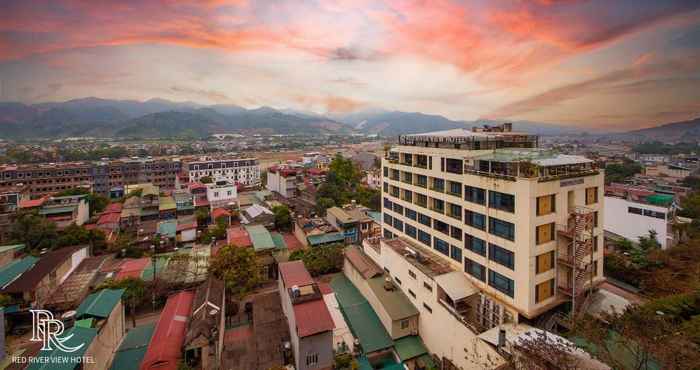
left=92, top=300, right=126, bottom=370
left=604, top=196, right=669, bottom=248
left=278, top=277, right=300, bottom=370
left=76, top=199, right=90, bottom=225
left=298, top=331, right=334, bottom=370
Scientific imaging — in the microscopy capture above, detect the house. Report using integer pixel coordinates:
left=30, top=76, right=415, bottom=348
left=173, top=190, right=195, bottom=216
left=267, top=165, right=303, bottom=198
left=0, top=185, right=29, bottom=244
left=343, top=246, right=419, bottom=339
left=278, top=261, right=335, bottom=370
left=293, top=217, right=344, bottom=248
left=74, top=288, right=127, bottom=370
left=240, top=204, right=274, bottom=226
left=1, top=245, right=89, bottom=308
left=325, top=204, right=374, bottom=244
left=159, top=195, right=177, bottom=220
left=190, top=183, right=210, bottom=209
left=140, top=291, right=195, bottom=370
left=211, top=208, right=232, bottom=225
left=0, top=255, right=39, bottom=290
left=0, top=243, right=24, bottom=267
left=124, top=184, right=160, bottom=222
left=206, top=178, right=237, bottom=210
left=44, top=255, right=110, bottom=312
left=177, top=215, right=198, bottom=243
left=110, top=323, right=156, bottom=370
left=38, top=194, right=90, bottom=229
left=120, top=196, right=142, bottom=231
left=184, top=277, right=226, bottom=369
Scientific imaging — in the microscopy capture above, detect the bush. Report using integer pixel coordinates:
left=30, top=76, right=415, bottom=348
left=289, top=244, right=344, bottom=276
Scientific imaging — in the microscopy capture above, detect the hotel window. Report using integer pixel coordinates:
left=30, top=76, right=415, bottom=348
left=445, top=158, right=464, bottom=174
left=488, top=270, right=515, bottom=298
left=431, top=177, right=445, bottom=192
left=535, top=279, right=555, bottom=303
left=408, top=270, right=416, bottom=279
left=586, top=187, right=598, bottom=205
left=464, top=185, right=486, bottom=205
left=536, top=223, right=555, bottom=245
left=390, top=185, right=400, bottom=197
left=418, top=230, right=431, bottom=246
left=489, top=191, right=515, bottom=213
left=405, top=208, right=417, bottom=221
left=465, top=234, right=486, bottom=256
left=489, top=244, right=514, bottom=270
left=384, top=213, right=393, bottom=225
left=536, top=251, right=555, bottom=274
left=393, top=203, right=404, bottom=215
left=423, top=282, right=433, bottom=291
left=394, top=276, right=402, bottom=285
left=434, top=219, right=450, bottom=235
left=450, top=245, right=462, bottom=262
left=408, top=289, right=416, bottom=298
left=416, top=193, right=428, bottom=208
left=448, top=181, right=462, bottom=197
left=448, top=203, right=462, bottom=221
left=393, top=218, right=404, bottom=232
left=383, top=182, right=388, bottom=192
left=405, top=224, right=417, bottom=239
left=465, top=210, right=486, bottom=230
left=450, top=226, right=462, bottom=241
left=489, top=217, right=515, bottom=241
left=390, top=169, right=400, bottom=181
left=418, top=213, right=431, bottom=227
left=431, top=198, right=445, bottom=213
left=416, top=175, right=428, bottom=188
left=536, top=194, right=556, bottom=216
left=434, top=238, right=450, bottom=256
left=593, top=211, right=599, bottom=227
left=423, top=303, right=433, bottom=313
left=464, top=258, right=486, bottom=281
left=402, top=189, right=413, bottom=203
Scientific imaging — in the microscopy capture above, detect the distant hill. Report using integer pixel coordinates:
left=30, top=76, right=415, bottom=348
left=619, top=117, right=700, bottom=142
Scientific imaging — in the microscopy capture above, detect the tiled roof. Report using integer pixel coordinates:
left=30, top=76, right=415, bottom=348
left=282, top=233, right=304, bottom=252
left=98, top=211, right=121, bottom=225
left=293, top=298, right=335, bottom=338
left=103, top=202, right=123, bottom=214
left=211, top=208, right=231, bottom=220
left=19, top=196, right=48, bottom=209
left=279, top=261, right=313, bottom=287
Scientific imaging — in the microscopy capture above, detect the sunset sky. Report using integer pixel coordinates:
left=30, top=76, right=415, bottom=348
left=1, top=0, right=699, bottom=130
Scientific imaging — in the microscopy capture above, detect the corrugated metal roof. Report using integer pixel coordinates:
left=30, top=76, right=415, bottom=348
left=27, top=326, right=97, bottom=370
left=76, top=288, right=125, bottom=319
left=2, top=246, right=84, bottom=293
left=293, top=298, right=335, bottom=338
left=0, top=256, right=38, bottom=289
left=157, top=220, right=177, bottom=238
left=330, top=274, right=393, bottom=353
left=244, top=224, right=275, bottom=251
left=279, top=261, right=313, bottom=287
left=141, top=291, right=194, bottom=370
left=116, top=258, right=151, bottom=280
left=0, top=244, right=24, bottom=254
left=393, top=336, right=428, bottom=362
left=307, top=232, right=345, bottom=246
left=270, top=232, right=286, bottom=250
left=158, top=196, right=176, bottom=211
left=110, top=323, right=156, bottom=370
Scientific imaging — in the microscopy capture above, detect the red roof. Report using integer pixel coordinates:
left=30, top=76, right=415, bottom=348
left=211, top=208, right=231, bottom=220
left=115, top=258, right=150, bottom=280
left=194, top=198, right=209, bottom=207
left=141, top=291, right=195, bottom=370
left=98, top=212, right=121, bottom=225
left=189, top=183, right=207, bottom=191
left=226, top=227, right=252, bottom=247
left=317, top=281, right=333, bottom=295
left=176, top=221, right=197, bottom=231
left=293, top=298, right=335, bottom=337
left=19, top=195, right=48, bottom=209
left=279, top=261, right=313, bottom=287
left=103, top=202, right=123, bottom=214
left=282, top=233, right=304, bottom=252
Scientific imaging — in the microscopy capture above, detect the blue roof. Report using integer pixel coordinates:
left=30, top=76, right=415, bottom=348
left=0, top=256, right=39, bottom=289
left=307, top=232, right=345, bottom=246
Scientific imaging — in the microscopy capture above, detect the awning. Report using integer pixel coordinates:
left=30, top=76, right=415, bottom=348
left=434, top=271, right=478, bottom=301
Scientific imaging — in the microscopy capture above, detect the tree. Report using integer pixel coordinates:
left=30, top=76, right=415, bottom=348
left=210, top=245, right=260, bottom=298
left=289, top=244, right=344, bottom=276
left=56, top=224, right=107, bottom=252
left=95, top=277, right=146, bottom=328
left=272, top=205, right=292, bottom=231
left=315, top=197, right=336, bottom=216
left=10, top=211, right=57, bottom=251
left=195, top=208, right=211, bottom=226
left=604, top=160, right=642, bottom=184
left=679, top=192, right=700, bottom=219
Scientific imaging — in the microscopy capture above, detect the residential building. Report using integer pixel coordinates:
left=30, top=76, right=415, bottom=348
left=267, top=165, right=303, bottom=198
left=0, top=185, right=29, bottom=243
left=110, top=323, right=156, bottom=370
left=293, top=216, right=344, bottom=247
left=278, top=261, right=335, bottom=370
left=184, top=277, right=226, bottom=370
left=0, top=162, right=94, bottom=197
left=173, top=189, right=195, bottom=216
left=182, top=156, right=260, bottom=187
left=325, top=203, right=375, bottom=244
left=604, top=183, right=680, bottom=249
left=380, top=125, right=605, bottom=353
left=74, top=288, right=127, bottom=370
left=141, top=291, right=195, bottom=370
left=644, top=163, right=691, bottom=181
left=206, top=177, right=237, bottom=210
left=38, top=194, right=90, bottom=229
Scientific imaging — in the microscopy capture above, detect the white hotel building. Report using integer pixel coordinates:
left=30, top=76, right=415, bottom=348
left=182, top=156, right=260, bottom=187
left=367, top=124, right=605, bottom=368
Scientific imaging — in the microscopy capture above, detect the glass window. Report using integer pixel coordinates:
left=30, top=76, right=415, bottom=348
left=434, top=219, right=450, bottom=235
left=405, top=224, right=417, bottom=239
left=434, top=237, right=450, bottom=256
left=489, top=244, right=514, bottom=270
left=465, top=210, right=486, bottom=230
left=465, top=234, right=486, bottom=256
left=418, top=213, right=431, bottom=227
left=628, top=206, right=643, bottom=215
left=416, top=175, right=428, bottom=188
left=450, top=226, right=462, bottom=241
left=489, top=270, right=515, bottom=297
left=489, top=191, right=515, bottom=213
left=383, top=229, right=393, bottom=239
left=402, top=189, right=413, bottom=203
left=586, top=187, right=598, bottom=205
left=432, top=178, right=445, bottom=192
left=393, top=203, right=404, bottom=215
left=418, top=230, right=431, bottom=246
left=405, top=208, right=417, bottom=221
left=432, top=198, right=445, bottom=213
left=464, top=185, right=486, bottom=205
left=384, top=213, right=393, bottom=225
left=489, top=217, right=515, bottom=241
left=448, top=203, right=462, bottom=220
left=465, top=258, right=486, bottom=281
left=448, top=181, right=462, bottom=196
left=393, top=218, right=404, bottom=232
left=450, top=245, right=462, bottom=262
left=445, top=158, right=463, bottom=174
left=383, top=182, right=389, bottom=192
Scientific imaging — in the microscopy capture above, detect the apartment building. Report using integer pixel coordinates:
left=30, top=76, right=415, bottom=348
left=267, top=165, right=302, bottom=198
left=206, top=177, right=238, bottom=210
left=0, top=185, right=29, bottom=243
left=380, top=124, right=605, bottom=329
left=182, top=156, right=260, bottom=187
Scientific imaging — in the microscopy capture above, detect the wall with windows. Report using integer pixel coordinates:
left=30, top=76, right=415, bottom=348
left=604, top=196, right=670, bottom=249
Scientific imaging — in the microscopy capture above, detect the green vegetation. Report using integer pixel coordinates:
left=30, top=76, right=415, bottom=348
left=681, top=176, right=700, bottom=191
left=604, top=159, right=643, bottom=184
left=199, top=176, right=213, bottom=184
left=272, top=205, right=292, bottom=231
left=316, top=155, right=380, bottom=215
left=200, top=218, right=228, bottom=244
left=10, top=211, right=57, bottom=251
left=210, top=245, right=260, bottom=298
left=289, top=243, right=344, bottom=276
left=56, top=223, right=108, bottom=252
left=633, top=141, right=700, bottom=155
left=195, top=207, right=210, bottom=226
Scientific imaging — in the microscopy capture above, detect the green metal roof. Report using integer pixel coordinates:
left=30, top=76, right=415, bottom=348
left=330, top=274, right=393, bottom=353
left=270, top=232, right=287, bottom=250
left=0, top=244, right=24, bottom=254
left=75, top=318, right=95, bottom=328
left=157, top=220, right=177, bottom=237
left=110, top=323, right=156, bottom=370
left=0, top=256, right=39, bottom=289
left=367, top=211, right=381, bottom=224
left=76, top=288, right=125, bottom=319
left=307, top=232, right=345, bottom=246
left=645, top=194, right=674, bottom=206
left=245, top=224, right=276, bottom=251
left=27, top=326, right=97, bottom=370
left=141, top=255, right=170, bottom=281
left=367, top=276, right=419, bottom=320
left=39, top=205, right=76, bottom=215
left=394, top=336, right=428, bottom=362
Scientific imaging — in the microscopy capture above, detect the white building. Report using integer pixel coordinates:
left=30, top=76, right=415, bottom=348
left=604, top=195, right=675, bottom=249
left=378, top=124, right=605, bottom=367
left=183, top=156, right=260, bottom=187
left=266, top=165, right=302, bottom=198
left=206, top=178, right=237, bottom=210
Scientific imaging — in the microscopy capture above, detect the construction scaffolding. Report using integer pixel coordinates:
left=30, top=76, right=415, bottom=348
left=557, top=206, right=596, bottom=320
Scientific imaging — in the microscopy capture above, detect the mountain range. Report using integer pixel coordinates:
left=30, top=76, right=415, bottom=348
left=0, top=97, right=697, bottom=140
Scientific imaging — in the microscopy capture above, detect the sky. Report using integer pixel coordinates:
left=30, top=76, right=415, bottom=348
left=1, top=0, right=699, bottom=130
